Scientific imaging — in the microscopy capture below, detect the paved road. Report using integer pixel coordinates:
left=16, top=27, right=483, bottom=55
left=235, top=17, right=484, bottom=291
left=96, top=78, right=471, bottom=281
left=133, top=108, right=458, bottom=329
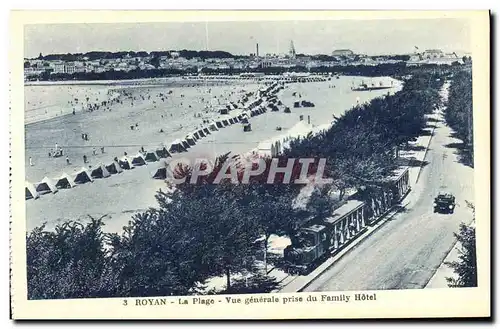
left=303, top=113, right=475, bottom=292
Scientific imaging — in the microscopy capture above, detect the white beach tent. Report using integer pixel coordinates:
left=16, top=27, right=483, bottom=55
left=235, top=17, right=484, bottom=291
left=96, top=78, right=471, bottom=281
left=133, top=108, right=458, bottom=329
left=73, top=167, right=94, bottom=184
left=131, top=153, right=147, bottom=166
left=185, top=134, right=196, bottom=146
left=181, top=139, right=191, bottom=150
left=118, top=157, right=135, bottom=170
left=208, top=122, right=218, bottom=132
left=216, top=121, right=224, bottom=129
left=25, top=181, right=39, bottom=200
left=144, top=150, right=159, bottom=162
left=169, top=139, right=187, bottom=153
left=155, top=146, right=171, bottom=159
left=36, top=176, right=59, bottom=195
left=55, top=172, right=76, bottom=189
left=150, top=160, right=168, bottom=179
left=203, top=127, right=211, bottom=135
left=91, top=164, right=111, bottom=179
left=106, top=161, right=124, bottom=174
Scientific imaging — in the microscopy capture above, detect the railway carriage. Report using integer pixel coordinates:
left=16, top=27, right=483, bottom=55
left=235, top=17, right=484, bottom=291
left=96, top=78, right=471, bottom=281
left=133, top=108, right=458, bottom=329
left=283, top=168, right=410, bottom=275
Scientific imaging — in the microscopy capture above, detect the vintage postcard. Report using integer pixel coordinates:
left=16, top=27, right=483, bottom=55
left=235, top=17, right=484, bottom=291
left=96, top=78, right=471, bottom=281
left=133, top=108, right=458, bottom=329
left=9, top=10, right=490, bottom=319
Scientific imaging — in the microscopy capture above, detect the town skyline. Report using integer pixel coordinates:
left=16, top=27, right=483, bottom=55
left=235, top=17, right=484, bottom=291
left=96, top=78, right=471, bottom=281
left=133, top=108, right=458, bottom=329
left=24, top=18, right=471, bottom=59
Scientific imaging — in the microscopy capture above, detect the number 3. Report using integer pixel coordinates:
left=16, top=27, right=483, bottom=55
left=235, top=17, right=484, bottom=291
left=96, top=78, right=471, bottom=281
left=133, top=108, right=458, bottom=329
left=123, top=300, right=128, bottom=306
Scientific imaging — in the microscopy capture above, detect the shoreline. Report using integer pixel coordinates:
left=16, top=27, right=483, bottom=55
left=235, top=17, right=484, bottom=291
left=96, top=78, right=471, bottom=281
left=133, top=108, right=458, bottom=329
left=24, top=78, right=259, bottom=126
left=24, top=75, right=269, bottom=87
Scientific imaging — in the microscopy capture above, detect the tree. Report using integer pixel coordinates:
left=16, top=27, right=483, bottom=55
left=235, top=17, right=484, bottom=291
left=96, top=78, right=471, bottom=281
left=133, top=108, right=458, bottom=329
left=200, top=183, right=261, bottom=292
left=107, top=188, right=218, bottom=297
left=248, top=183, right=304, bottom=273
left=27, top=216, right=117, bottom=299
left=150, top=56, right=161, bottom=68
left=444, top=70, right=473, bottom=165
left=306, top=184, right=338, bottom=220
left=445, top=222, right=477, bottom=287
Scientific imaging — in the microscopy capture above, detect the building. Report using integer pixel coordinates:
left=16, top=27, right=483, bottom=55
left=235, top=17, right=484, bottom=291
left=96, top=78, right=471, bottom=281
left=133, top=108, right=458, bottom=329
left=64, top=62, right=76, bottom=74
left=259, top=60, right=272, bottom=68
left=52, top=62, right=65, bottom=74
left=422, top=49, right=444, bottom=59
left=332, top=49, right=355, bottom=57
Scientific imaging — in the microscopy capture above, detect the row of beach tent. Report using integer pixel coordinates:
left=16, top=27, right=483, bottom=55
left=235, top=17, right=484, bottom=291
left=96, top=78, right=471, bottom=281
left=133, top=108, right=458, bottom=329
left=163, top=83, right=282, bottom=158
left=164, top=103, right=268, bottom=156
left=26, top=83, right=284, bottom=200
left=25, top=151, right=168, bottom=200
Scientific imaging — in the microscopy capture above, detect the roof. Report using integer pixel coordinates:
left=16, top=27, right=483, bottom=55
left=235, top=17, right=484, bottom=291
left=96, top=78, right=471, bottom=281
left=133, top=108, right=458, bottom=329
left=324, top=200, right=365, bottom=226
left=302, top=224, right=326, bottom=233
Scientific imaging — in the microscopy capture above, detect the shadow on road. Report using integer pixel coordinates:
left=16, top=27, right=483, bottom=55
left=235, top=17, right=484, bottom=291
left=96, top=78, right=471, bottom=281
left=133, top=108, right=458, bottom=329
left=404, top=144, right=426, bottom=152
left=444, top=141, right=474, bottom=168
left=407, top=158, right=429, bottom=168
left=427, top=117, right=441, bottom=123
left=393, top=204, right=409, bottom=214
left=419, top=129, right=434, bottom=136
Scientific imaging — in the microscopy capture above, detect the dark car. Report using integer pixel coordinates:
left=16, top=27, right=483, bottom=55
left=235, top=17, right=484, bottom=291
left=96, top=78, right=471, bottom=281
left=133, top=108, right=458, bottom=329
left=434, top=193, right=456, bottom=214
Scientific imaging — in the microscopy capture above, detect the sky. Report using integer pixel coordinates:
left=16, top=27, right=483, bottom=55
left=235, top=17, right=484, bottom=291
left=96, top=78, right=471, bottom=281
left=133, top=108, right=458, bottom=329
left=24, top=18, right=471, bottom=58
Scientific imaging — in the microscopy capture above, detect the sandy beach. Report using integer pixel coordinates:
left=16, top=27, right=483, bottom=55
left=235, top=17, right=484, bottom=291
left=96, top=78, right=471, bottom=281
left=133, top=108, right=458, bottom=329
left=25, top=75, right=402, bottom=233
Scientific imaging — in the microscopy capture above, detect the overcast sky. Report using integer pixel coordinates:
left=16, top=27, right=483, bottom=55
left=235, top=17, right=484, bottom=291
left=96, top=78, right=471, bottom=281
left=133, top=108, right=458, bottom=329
left=24, top=19, right=471, bottom=58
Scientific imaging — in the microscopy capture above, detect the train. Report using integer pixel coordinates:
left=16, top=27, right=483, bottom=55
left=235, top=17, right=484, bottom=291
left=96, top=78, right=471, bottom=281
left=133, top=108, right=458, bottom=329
left=283, top=167, right=410, bottom=275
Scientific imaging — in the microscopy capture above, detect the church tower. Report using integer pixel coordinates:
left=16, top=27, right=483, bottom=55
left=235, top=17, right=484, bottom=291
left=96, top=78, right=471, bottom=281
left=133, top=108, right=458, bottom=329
left=289, top=40, right=296, bottom=59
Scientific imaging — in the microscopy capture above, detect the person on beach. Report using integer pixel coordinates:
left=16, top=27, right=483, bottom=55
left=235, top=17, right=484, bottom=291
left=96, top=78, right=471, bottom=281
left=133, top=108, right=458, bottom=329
left=29, top=157, right=33, bottom=166
left=83, top=155, right=87, bottom=164
left=49, top=149, right=53, bottom=157
left=101, top=147, right=105, bottom=154
left=66, top=156, right=70, bottom=165
left=93, top=148, right=96, bottom=156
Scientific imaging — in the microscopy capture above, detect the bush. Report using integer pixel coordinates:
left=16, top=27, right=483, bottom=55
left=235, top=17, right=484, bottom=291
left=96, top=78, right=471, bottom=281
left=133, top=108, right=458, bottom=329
left=27, top=216, right=118, bottom=299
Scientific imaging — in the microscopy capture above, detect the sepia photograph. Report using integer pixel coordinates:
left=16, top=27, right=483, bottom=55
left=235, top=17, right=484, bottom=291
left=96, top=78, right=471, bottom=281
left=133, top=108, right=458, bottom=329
left=9, top=10, right=490, bottom=319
